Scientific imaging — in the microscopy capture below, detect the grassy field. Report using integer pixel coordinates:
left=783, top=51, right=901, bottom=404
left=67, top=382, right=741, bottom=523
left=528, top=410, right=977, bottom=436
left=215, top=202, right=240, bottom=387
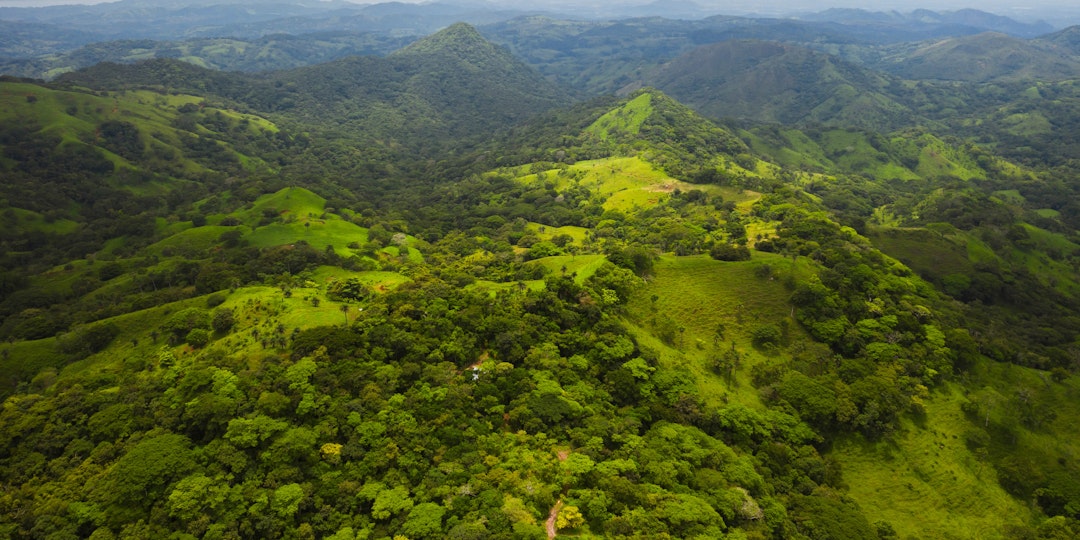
left=241, top=187, right=326, bottom=224
left=526, top=222, right=590, bottom=246
left=525, top=254, right=607, bottom=283
left=0, top=82, right=278, bottom=179
left=4, top=208, right=80, bottom=234
left=624, top=253, right=810, bottom=408
left=15, top=264, right=413, bottom=388
left=869, top=227, right=975, bottom=279
left=584, top=92, right=652, bottom=141
left=833, top=380, right=1033, bottom=539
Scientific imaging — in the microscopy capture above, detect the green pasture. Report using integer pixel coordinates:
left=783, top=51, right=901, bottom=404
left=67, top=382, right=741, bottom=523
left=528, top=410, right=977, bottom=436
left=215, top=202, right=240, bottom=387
left=246, top=219, right=368, bottom=256
left=525, top=254, right=607, bottom=284
left=3, top=208, right=79, bottom=234
left=585, top=91, right=652, bottom=140
left=526, top=222, right=590, bottom=245
left=624, top=253, right=810, bottom=408
left=833, top=381, right=1033, bottom=539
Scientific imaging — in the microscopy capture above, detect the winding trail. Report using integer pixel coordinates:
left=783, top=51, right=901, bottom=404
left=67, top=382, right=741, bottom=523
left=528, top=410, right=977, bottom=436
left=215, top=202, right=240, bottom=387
left=545, top=498, right=564, bottom=539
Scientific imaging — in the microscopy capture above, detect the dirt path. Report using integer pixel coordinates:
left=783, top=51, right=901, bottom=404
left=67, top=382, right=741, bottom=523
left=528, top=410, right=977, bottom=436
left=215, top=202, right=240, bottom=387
left=545, top=498, right=564, bottom=539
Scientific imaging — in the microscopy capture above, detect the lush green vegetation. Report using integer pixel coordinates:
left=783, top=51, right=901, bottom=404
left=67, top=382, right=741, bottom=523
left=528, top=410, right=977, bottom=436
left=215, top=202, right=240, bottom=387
left=5, top=16, right=1080, bottom=540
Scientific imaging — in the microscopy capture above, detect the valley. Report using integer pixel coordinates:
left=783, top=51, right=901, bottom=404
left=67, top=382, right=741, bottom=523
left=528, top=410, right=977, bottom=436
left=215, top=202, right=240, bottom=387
left=2, top=3, right=1080, bottom=539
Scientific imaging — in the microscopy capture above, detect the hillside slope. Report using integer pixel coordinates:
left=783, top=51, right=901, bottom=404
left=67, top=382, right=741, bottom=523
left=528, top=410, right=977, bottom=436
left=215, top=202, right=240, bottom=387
left=875, top=32, right=1080, bottom=82
left=57, top=23, right=569, bottom=155
left=637, top=40, right=915, bottom=131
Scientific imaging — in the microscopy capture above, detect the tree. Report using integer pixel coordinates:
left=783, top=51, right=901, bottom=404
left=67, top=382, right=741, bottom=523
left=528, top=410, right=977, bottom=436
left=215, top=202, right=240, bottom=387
left=186, top=328, right=210, bottom=348
left=372, top=486, right=413, bottom=520
left=104, top=433, right=196, bottom=507
left=402, top=502, right=446, bottom=539
left=271, top=483, right=305, bottom=519
left=710, top=243, right=750, bottom=261
left=556, top=505, right=585, bottom=530
left=328, top=277, right=371, bottom=302
left=211, top=309, right=235, bottom=333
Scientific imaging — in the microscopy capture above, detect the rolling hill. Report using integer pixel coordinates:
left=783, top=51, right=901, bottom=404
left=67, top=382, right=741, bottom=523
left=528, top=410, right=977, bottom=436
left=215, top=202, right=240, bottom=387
left=872, top=32, right=1080, bottom=82
left=56, top=23, right=569, bottom=155
left=635, top=40, right=916, bottom=131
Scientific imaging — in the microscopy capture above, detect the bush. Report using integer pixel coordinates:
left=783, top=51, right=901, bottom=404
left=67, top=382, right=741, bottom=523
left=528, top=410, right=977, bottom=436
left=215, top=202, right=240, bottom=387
left=751, top=325, right=783, bottom=348
left=212, top=309, right=235, bottom=333
left=710, top=243, right=750, bottom=261
left=162, top=308, right=210, bottom=342
left=58, top=322, right=120, bottom=358
left=186, top=328, right=211, bottom=348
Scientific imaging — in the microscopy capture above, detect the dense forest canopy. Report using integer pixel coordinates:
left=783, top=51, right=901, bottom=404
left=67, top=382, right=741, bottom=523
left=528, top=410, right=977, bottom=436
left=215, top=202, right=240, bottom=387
left=3, top=6, right=1080, bottom=540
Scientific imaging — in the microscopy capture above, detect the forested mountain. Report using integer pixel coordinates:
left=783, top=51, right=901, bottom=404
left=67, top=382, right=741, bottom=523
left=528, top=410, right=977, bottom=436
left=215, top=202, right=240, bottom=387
left=5, top=7, right=1080, bottom=540
left=632, top=40, right=913, bottom=131
left=796, top=8, right=1055, bottom=38
left=0, top=33, right=414, bottom=80
left=55, top=24, right=567, bottom=157
left=0, top=0, right=534, bottom=42
left=869, top=32, right=1080, bottom=82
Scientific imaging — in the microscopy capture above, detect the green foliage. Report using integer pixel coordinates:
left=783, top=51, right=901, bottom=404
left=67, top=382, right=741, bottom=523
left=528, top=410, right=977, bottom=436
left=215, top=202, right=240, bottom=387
left=710, top=242, right=751, bottom=261
left=327, top=278, right=372, bottom=302
left=102, top=433, right=196, bottom=507
left=6, top=22, right=1080, bottom=540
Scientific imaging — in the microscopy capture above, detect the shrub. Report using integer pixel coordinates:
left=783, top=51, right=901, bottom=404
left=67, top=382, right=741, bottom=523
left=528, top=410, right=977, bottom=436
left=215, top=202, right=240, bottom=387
left=751, top=325, right=783, bottom=348
left=186, top=328, right=210, bottom=348
left=710, top=243, right=750, bottom=261
left=212, top=309, right=235, bottom=333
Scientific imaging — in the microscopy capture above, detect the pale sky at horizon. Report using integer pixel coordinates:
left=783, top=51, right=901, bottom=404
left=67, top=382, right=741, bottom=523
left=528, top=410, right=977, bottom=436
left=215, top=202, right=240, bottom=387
left=0, top=0, right=1077, bottom=26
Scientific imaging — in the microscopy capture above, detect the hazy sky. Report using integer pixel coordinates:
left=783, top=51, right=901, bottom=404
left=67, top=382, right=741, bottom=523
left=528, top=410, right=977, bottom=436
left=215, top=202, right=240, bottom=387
left=0, top=0, right=1076, bottom=24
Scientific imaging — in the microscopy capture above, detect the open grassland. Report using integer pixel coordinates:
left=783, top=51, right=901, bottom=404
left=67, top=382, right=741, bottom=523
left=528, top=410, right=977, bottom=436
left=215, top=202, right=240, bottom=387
left=625, top=254, right=813, bottom=408
left=526, top=254, right=607, bottom=283
left=833, top=381, right=1033, bottom=539
left=469, top=255, right=607, bottom=296
left=584, top=92, right=652, bottom=140
left=8, top=266, right=412, bottom=387
left=869, top=226, right=976, bottom=279
left=526, top=222, right=590, bottom=245
left=552, top=157, right=757, bottom=212
left=309, top=266, right=410, bottom=292
left=241, top=187, right=326, bottom=224
left=4, top=208, right=80, bottom=234
left=147, top=225, right=238, bottom=256
left=246, top=220, right=368, bottom=256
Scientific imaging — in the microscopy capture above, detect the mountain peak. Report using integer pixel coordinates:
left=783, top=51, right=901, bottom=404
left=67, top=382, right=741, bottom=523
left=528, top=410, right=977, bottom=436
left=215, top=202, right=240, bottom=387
left=391, top=22, right=491, bottom=58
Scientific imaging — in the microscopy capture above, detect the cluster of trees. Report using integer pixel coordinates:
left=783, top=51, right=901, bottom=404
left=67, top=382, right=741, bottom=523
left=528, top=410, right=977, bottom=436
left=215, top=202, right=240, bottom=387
left=0, top=266, right=893, bottom=539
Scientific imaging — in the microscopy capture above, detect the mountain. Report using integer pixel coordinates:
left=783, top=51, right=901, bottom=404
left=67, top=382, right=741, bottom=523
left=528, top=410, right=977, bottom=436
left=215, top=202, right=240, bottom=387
left=56, top=23, right=569, bottom=155
left=480, top=13, right=1052, bottom=96
left=1040, top=25, right=1080, bottom=55
left=0, top=33, right=415, bottom=81
left=0, top=19, right=105, bottom=59
left=6, top=54, right=1080, bottom=538
left=0, top=0, right=536, bottom=55
left=634, top=40, right=916, bottom=131
left=9, top=14, right=1080, bottom=540
left=797, top=8, right=1055, bottom=38
left=873, top=32, right=1080, bottom=82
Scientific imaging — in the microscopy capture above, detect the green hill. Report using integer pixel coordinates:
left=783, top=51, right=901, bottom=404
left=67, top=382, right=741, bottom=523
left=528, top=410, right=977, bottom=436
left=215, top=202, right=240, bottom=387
left=57, top=23, right=569, bottom=156
left=638, top=40, right=916, bottom=132
left=0, top=33, right=413, bottom=80
left=875, top=32, right=1080, bottom=82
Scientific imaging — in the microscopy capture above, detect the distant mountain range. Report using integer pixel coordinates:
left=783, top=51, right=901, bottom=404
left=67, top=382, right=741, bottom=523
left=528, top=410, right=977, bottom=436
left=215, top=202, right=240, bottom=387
left=55, top=23, right=568, bottom=156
